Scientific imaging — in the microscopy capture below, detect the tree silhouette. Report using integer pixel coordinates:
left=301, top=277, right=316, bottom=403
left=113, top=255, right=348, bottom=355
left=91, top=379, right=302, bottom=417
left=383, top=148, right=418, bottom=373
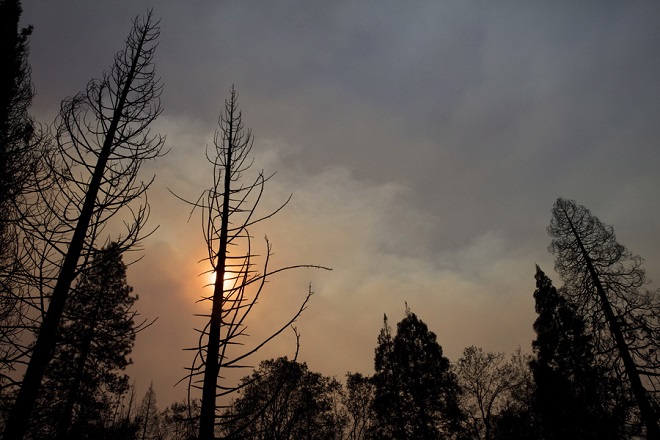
left=27, top=243, right=146, bottom=439
left=220, top=357, right=345, bottom=439
left=369, top=308, right=463, bottom=439
left=162, top=399, right=200, bottom=440
left=0, top=0, right=47, bottom=388
left=530, top=265, right=629, bottom=440
left=489, top=348, right=538, bottom=440
left=175, top=87, right=329, bottom=439
left=548, top=197, right=660, bottom=439
left=137, top=382, right=164, bottom=440
left=343, top=372, right=375, bottom=440
left=2, top=11, right=165, bottom=439
left=455, top=346, right=525, bottom=440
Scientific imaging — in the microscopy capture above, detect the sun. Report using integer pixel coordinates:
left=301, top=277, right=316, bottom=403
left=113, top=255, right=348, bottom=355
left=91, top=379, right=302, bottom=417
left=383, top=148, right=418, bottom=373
left=204, top=270, right=237, bottom=291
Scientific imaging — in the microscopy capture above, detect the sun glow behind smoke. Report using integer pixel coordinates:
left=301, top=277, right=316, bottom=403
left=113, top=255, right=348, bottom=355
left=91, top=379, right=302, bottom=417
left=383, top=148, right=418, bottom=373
left=204, top=270, right=238, bottom=292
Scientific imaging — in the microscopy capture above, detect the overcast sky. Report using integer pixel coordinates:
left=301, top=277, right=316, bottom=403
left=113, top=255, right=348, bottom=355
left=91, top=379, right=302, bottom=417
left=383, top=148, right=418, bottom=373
left=20, top=1, right=660, bottom=406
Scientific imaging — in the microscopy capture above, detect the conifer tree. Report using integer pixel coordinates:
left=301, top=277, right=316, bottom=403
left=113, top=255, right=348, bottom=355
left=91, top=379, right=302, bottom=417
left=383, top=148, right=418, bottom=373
left=137, top=382, right=163, bottom=440
left=369, top=308, right=462, bottom=439
left=548, top=198, right=660, bottom=438
left=31, top=243, right=143, bottom=439
left=0, top=0, right=45, bottom=387
left=530, top=265, right=630, bottom=439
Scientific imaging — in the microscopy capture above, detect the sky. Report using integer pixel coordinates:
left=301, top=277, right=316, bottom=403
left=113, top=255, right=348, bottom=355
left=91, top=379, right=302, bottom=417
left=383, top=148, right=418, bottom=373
left=19, top=1, right=660, bottom=407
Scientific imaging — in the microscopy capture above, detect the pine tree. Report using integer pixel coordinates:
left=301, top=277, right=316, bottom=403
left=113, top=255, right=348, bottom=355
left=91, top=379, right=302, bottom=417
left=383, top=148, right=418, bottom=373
left=0, top=0, right=44, bottom=388
left=31, top=243, right=141, bottom=439
left=530, top=265, right=630, bottom=440
left=369, top=308, right=463, bottom=439
left=137, top=382, right=163, bottom=440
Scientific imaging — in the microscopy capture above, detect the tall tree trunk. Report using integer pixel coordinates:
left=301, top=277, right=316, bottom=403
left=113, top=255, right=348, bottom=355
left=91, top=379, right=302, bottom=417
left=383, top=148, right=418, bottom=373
left=566, top=214, right=660, bottom=440
left=198, top=96, right=235, bottom=440
left=2, top=25, right=148, bottom=440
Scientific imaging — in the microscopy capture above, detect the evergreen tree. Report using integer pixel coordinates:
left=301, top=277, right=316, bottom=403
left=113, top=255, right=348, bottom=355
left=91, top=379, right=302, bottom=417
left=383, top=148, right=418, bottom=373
left=530, top=265, right=629, bottom=440
left=0, top=0, right=44, bottom=389
left=30, top=243, right=141, bottom=439
left=137, top=382, right=164, bottom=440
left=369, top=308, right=463, bottom=439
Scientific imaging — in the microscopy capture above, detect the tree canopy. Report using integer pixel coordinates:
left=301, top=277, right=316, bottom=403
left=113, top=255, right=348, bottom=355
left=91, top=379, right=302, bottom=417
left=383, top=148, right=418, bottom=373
left=370, top=308, right=463, bottom=439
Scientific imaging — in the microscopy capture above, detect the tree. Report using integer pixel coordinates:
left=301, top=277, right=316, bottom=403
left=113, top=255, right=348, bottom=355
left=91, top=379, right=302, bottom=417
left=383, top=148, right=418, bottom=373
left=369, top=308, right=463, bottom=439
left=26, top=242, right=144, bottom=439
left=455, top=346, right=525, bottom=440
left=137, top=382, right=165, bottom=440
left=0, top=0, right=46, bottom=390
left=3, top=11, right=165, bottom=440
left=343, top=372, right=375, bottom=440
left=161, top=399, right=200, bottom=440
left=530, top=265, right=629, bottom=440
left=219, top=357, right=345, bottom=439
left=548, top=197, right=660, bottom=438
left=103, top=384, right=142, bottom=440
left=177, top=87, right=328, bottom=439
left=489, top=348, right=538, bottom=440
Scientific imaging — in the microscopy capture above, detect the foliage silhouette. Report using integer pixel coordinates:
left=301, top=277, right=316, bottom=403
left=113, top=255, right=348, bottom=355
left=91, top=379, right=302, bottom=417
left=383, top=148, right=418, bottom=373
left=530, top=265, right=630, bottom=439
left=220, top=357, right=345, bottom=439
left=28, top=243, right=147, bottom=439
left=343, top=372, right=376, bottom=440
left=369, top=307, right=463, bottom=439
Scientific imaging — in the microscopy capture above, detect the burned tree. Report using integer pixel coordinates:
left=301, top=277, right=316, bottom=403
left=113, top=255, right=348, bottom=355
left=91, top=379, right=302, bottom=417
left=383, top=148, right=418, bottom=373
left=3, top=11, right=165, bottom=440
left=178, top=87, right=328, bottom=440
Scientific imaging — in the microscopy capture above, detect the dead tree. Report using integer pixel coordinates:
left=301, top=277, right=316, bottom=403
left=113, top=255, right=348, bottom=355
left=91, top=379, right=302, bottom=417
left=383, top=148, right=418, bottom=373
left=175, top=87, right=329, bottom=440
left=3, top=11, right=165, bottom=440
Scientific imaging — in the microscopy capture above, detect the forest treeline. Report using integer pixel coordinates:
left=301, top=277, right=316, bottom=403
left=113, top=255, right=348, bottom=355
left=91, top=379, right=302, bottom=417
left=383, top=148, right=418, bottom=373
left=1, top=4, right=659, bottom=440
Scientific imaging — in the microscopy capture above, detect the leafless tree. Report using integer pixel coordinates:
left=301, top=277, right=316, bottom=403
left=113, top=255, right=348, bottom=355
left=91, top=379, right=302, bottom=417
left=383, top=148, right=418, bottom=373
left=455, top=346, right=526, bottom=440
left=548, top=197, right=660, bottom=439
left=2, top=10, right=165, bottom=440
left=175, top=87, right=329, bottom=440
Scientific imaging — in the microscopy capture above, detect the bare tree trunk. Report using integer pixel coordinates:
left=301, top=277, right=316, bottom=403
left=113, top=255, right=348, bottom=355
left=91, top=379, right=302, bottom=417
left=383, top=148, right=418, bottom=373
left=566, top=214, right=660, bottom=440
left=3, top=12, right=161, bottom=440
left=182, top=88, right=328, bottom=440
left=199, top=98, right=235, bottom=440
